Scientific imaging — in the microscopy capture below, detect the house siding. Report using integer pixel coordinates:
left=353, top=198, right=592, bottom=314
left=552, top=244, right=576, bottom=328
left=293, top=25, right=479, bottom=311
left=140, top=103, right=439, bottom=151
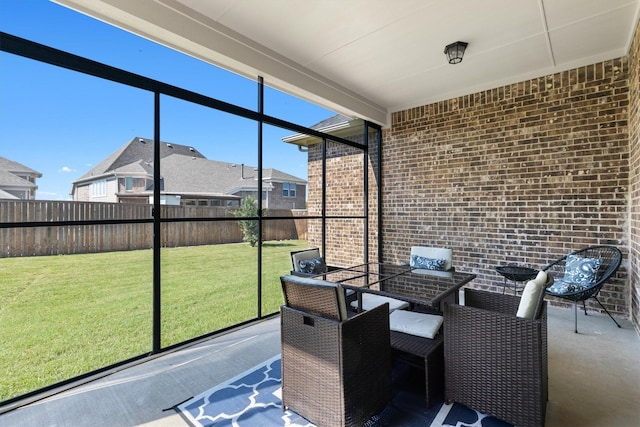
left=75, top=183, right=90, bottom=201
left=75, top=178, right=118, bottom=202
left=268, top=182, right=306, bottom=210
left=104, top=178, right=118, bottom=203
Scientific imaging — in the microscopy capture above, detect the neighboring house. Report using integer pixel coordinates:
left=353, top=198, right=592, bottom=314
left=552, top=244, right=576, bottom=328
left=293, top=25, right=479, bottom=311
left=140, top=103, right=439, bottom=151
left=0, top=156, right=42, bottom=200
left=71, top=137, right=307, bottom=209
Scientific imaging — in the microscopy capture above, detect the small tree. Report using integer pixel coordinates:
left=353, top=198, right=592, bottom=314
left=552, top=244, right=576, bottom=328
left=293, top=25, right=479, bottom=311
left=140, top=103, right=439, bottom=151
left=234, top=195, right=263, bottom=247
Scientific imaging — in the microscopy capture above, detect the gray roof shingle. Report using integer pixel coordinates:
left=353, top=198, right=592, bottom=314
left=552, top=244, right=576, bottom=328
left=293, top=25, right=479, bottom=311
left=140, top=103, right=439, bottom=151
left=76, top=137, right=205, bottom=181
left=0, top=156, right=42, bottom=177
left=74, top=137, right=306, bottom=196
left=309, top=114, right=352, bottom=130
left=0, top=157, right=41, bottom=188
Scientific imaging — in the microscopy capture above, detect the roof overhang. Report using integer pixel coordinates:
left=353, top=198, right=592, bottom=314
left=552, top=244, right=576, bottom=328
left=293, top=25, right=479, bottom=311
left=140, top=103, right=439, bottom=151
left=53, top=0, right=388, bottom=125
left=0, top=189, right=20, bottom=199
left=283, top=117, right=365, bottom=147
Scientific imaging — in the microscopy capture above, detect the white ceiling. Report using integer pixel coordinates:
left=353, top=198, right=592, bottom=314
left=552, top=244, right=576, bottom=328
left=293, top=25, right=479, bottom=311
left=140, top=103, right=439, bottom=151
left=56, top=0, right=639, bottom=126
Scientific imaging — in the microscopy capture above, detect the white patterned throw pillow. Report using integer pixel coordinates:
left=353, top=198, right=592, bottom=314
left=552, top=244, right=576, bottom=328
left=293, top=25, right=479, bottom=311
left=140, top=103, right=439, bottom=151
left=547, top=254, right=602, bottom=295
left=410, top=255, right=446, bottom=271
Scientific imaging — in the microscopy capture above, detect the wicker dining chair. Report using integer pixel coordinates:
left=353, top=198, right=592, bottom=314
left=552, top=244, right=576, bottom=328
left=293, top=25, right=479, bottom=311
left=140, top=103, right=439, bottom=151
left=444, top=273, right=553, bottom=427
left=543, top=245, right=622, bottom=333
left=280, top=275, right=392, bottom=427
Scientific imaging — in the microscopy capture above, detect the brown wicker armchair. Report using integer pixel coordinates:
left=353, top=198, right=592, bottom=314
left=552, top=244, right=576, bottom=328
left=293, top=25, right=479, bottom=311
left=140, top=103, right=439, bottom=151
left=280, top=274, right=392, bottom=427
left=443, top=273, right=553, bottom=427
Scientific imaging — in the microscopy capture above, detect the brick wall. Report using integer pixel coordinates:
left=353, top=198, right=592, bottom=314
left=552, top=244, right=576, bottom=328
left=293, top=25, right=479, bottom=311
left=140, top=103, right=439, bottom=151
left=307, top=134, right=380, bottom=268
left=305, top=50, right=637, bottom=326
left=307, top=142, right=365, bottom=266
left=628, top=18, right=640, bottom=335
left=382, top=59, right=630, bottom=318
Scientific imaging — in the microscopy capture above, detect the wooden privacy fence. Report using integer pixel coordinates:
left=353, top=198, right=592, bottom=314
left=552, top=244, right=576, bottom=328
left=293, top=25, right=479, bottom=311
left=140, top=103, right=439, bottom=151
left=0, top=200, right=307, bottom=258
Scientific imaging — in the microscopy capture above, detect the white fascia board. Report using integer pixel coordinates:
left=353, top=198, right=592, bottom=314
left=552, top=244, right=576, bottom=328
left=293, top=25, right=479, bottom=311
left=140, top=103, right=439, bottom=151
left=72, top=172, right=116, bottom=186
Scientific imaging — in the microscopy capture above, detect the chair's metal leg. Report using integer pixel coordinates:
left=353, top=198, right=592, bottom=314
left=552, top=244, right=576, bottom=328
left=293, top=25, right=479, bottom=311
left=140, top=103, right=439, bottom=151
left=582, top=300, right=588, bottom=316
left=593, top=296, right=622, bottom=328
left=574, top=301, right=578, bottom=333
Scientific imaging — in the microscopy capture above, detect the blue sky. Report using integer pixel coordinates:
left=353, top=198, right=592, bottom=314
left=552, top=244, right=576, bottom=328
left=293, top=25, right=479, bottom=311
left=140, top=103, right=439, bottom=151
left=0, top=0, right=334, bottom=200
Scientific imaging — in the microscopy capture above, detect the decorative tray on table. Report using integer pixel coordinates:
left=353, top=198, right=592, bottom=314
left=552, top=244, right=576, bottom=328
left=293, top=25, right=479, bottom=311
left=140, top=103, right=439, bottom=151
left=495, top=265, right=538, bottom=282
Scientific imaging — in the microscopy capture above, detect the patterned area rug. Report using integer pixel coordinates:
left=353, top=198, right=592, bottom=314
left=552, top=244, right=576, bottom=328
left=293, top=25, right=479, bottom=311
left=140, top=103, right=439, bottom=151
left=175, top=355, right=511, bottom=427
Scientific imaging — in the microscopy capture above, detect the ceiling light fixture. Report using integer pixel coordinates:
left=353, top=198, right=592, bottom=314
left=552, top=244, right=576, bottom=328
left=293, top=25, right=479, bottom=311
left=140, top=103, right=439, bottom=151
left=444, top=41, right=468, bottom=64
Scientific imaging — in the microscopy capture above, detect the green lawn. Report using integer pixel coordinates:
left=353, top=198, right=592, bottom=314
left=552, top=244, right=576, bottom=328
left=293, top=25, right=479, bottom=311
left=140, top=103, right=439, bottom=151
left=0, top=240, right=306, bottom=402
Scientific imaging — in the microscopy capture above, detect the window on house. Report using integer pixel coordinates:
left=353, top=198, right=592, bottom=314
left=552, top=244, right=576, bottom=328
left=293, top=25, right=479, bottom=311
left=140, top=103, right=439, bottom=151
left=212, top=200, right=221, bottom=206
left=283, top=182, right=296, bottom=198
left=91, top=179, right=107, bottom=197
left=198, top=200, right=208, bottom=206
left=125, top=177, right=133, bottom=191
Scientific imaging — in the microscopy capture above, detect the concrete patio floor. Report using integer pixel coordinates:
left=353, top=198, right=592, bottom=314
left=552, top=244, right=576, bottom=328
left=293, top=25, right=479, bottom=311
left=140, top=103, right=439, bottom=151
left=1, top=305, right=638, bottom=427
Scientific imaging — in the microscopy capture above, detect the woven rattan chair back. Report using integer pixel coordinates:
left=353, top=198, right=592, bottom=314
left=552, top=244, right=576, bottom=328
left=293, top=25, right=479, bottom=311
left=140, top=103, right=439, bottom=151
left=281, top=274, right=347, bottom=321
left=279, top=274, right=392, bottom=427
left=444, top=285, right=550, bottom=427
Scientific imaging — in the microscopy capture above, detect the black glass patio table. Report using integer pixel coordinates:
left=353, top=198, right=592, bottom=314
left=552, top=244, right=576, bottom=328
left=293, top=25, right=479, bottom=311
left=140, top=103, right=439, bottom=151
left=495, top=265, right=538, bottom=295
left=313, top=263, right=476, bottom=407
left=312, top=263, right=476, bottom=312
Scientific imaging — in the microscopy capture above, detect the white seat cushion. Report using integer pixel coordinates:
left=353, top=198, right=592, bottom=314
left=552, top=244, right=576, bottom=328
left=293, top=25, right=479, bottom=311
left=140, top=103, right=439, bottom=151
left=389, top=310, right=444, bottom=339
left=350, top=293, right=410, bottom=312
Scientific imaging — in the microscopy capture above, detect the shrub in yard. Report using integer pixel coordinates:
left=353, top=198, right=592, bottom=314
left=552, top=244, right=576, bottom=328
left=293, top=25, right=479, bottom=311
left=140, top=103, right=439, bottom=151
left=234, top=196, right=264, bottom=247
